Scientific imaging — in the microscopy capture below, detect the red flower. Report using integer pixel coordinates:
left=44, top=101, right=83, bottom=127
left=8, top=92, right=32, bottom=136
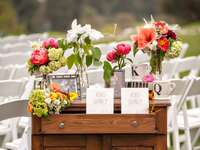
left=106, top=50, right=116, bottom=62
left=42, top=38, right=58, bottom=49
left=31, top=49, right=49, bottom=65
left=131, top=27, right=156, bottom=49
left=154, top=21, right=168, bottom=34
left=157, top=37, right=170, bottom=52
left=167, top=30, right=176, bottom=40
left=116, top=43, right=131, bottom=55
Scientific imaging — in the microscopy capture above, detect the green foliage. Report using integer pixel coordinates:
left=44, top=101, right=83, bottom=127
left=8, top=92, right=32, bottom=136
left=67, top=54, right=76, bottom=69
left=103, top=61, right=113, bottom=85
left=29, top=89, right=48, bottom=117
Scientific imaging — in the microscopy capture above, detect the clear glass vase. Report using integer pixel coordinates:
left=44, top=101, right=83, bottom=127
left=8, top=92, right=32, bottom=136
left=150, top=51, right=163, bottom=80
left=76, top=65, right=89, bottom=100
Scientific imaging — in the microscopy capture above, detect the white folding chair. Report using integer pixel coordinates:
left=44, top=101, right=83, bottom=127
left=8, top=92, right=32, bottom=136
left=0, top=65, right=14, bottom=80
left=166, top=78, right=200, bottom=150
left=9, top=65, right=30, bottom=80
left=0, top=99, right=31, bottom=150
left=0, top=53, right=29, bottom=66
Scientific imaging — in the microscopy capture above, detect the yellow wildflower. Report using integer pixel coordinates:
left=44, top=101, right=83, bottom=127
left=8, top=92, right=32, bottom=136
left=69, top=92, right=78, bottom=102
left=50, top=92, right=58, bottom=101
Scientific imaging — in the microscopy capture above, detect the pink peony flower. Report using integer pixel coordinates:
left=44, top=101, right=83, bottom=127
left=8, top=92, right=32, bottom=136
left=31, top=49, right=49, bottom=65
left=154, top=21, right=169, bottom=34
left=157, top=37, right=170, bottom=52
left=42, top=38, right=58, bottom=49
left=116, top=43, right=131, bottom=55
left=106, top=50, right=116, bottom=62
left=143, top=74, right=155, bottom=83
left=131, top=27, right=156, bottom=50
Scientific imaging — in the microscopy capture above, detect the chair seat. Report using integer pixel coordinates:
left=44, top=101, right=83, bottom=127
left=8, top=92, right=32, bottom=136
left=177, top=114, right=200, bottom=129
left=5, top=138, right=22, bottom=150
left=179, top=108, right=200, bottom=118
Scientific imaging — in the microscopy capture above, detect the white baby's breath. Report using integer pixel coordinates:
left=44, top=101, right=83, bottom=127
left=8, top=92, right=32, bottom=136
left=45, top=98, right=51, bottom=105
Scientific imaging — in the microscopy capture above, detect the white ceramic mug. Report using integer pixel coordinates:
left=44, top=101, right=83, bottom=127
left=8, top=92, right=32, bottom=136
left=152, top=81, right=176, bottom=99
left=132, top=63, right=150, bottom=80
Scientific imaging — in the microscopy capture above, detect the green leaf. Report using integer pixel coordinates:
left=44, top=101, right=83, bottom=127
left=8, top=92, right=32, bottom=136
left=93, top=59, right=102, bottom=66
left=133, top=44, right=138, bottom=56
left=92, top=47, right=101, bottom=60
left=103, top=61, right=113, bottom=82
left=86, top=55, right=93, bottom=67
left=126, top=58, right=133, bottom=64
left=75, top=53, right=82, bottom=66
left=58, top=39, right=68, bottom=50
left=84, top=36, right=91, bottom=45
left=67, top=54, right=75, bottom=69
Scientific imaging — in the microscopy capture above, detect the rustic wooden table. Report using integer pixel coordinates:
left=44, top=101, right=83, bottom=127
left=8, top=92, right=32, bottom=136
left=32, top=99, right=170, bottom=150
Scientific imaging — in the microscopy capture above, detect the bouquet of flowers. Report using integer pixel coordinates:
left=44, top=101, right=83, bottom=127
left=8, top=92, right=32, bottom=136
left=103, top=43, right=132, bottom=85
left=27, top=38, right=68, bottom=75
left=27, top=82, right=78, bottom=117
left=131, top=17, right=183, bottom=76
left=65, top=19, right=104, bottom=88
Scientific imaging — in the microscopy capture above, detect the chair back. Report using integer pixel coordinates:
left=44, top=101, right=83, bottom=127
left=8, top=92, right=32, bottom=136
left=0, top=99, right=30, bottom=121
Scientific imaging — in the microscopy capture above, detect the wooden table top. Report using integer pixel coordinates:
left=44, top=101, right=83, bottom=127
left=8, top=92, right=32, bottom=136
left=62, top=99, right=171, bottom=113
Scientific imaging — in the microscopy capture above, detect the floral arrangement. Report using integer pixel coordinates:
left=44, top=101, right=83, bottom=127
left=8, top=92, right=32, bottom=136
left=131, top=17, right=183, bottom=75
left=28, top=82, right=78, bottom=117
left=27, top=38, right=68, bottom=75
left=66, top=19, right=104, bottom=70
left=103, top=43, right=132, bottom=84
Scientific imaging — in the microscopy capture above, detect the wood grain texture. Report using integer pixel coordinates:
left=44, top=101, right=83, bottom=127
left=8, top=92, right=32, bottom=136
left=41, top=114, right=157, bottom=134
left=32, top=100, right=170, bottom=150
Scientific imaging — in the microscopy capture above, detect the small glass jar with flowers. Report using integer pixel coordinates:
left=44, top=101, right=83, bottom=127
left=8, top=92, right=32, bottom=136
left=103, top=43, right=132, bottom=98
left=27, top=37, right=68, bottom=89
left=131, top=17, right=183, bottom=80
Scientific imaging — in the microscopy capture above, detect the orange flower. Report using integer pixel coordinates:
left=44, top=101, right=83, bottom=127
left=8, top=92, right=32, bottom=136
left=56, top=92, right=66, bottom=101
left=50, top=82, right=61, bottom=92
left=131, top=27, right=156, bottom=49
left=27, top=103, right=33, bottom=113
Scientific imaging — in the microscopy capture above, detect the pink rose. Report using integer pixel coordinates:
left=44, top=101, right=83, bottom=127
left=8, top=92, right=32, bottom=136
left=31, top=49, right=49, bottom=65
left=143, top=74, right=155, bottom=83
left=42, top=38, right=58, bottom=49
left=106, top=50, right=116, bottom=62
left=116, top=43, right=131, bottom=55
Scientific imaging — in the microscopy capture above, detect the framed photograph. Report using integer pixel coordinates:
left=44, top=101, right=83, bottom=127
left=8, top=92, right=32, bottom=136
left=48, top=73, right=81, bottom=99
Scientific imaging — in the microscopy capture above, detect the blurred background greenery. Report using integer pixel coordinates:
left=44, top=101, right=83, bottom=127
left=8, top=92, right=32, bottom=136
left=0, top=0, right=200, bottom=56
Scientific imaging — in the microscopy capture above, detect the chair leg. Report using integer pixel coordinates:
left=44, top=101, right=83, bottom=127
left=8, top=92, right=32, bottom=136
left=172, top=106, right=181, bottom=150
left=182, top=103, right=192, bottom=150
left=192, top=128, right=200, bottom=147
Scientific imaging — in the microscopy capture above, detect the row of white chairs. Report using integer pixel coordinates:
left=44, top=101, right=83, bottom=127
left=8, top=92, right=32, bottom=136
left=0, top=33, right=48, bottom=46
left=0, top=65, right=29, bottom=80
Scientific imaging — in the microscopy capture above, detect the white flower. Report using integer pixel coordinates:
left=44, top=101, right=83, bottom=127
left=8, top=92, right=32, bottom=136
left=54, top=100, right=61, bottom=105
left=45, top=98, right=51, bottom=105
left=66, top=19, right=103, bottom=43
left=64, top=100, right=68, bottom=105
